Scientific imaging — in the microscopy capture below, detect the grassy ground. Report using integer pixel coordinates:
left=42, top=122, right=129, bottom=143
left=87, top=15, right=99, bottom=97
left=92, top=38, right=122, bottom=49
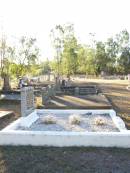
left=0, top=100, right=20, bottom=130
left=0, top=79, right=130, bottom=173
left=0, top=146, right=130, bottom=173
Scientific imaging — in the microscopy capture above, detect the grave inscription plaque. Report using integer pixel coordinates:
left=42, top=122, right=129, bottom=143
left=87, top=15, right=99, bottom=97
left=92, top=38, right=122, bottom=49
left=21, top=87, right=34, bottom=117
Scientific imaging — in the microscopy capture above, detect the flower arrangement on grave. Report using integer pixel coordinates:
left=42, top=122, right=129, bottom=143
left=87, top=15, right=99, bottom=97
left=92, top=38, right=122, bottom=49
left=94, top=117, right=106, bottom=125
left=41, top=115, right=57, bottom=124
left=69, top=114, right=81, bottom=125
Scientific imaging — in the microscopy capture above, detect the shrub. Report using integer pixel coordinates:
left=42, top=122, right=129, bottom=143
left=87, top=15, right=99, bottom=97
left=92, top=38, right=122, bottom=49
left=69, top=114, right=81, bottom=125
left=41, top=115, right=57, bottom=124
left=94, top=117, right=106, bottom=125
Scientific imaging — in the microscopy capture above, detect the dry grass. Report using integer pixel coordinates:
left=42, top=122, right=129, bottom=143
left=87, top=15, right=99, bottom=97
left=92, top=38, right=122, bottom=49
left=94, top=117, right=106, bottom=126
left=68, top=114, right=81, bottom=125
left=41, top=115, right=57, bottom=124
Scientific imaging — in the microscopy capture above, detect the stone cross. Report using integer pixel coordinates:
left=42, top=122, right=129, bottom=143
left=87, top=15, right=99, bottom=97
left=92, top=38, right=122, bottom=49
left=21, top=87, right=34, bottom=117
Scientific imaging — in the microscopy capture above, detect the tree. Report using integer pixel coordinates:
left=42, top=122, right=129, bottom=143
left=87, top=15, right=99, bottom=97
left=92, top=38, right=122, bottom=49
left=95, top=41, right=108, bottom=74
left=62, top=36, right=78, bottom=76
left=51, top=23, right=79, bottom=77
left=40, top=59, right=51, bottom=74
left=50, top=25, right=64, bottom=77
left=14, top=36, right=39, bottom=78
left=77, top=45, right=97, bottom=75
left=0, top=36, right=16, bottom=90
left=117, top=47, right=130, bottom=74
left=105, top=37, right=118, bottom=74
left=0, top=36, right=39, bottom=91
left=116, top=30, right=130, bottom=74
left=77, top=45, right=87, bottom=74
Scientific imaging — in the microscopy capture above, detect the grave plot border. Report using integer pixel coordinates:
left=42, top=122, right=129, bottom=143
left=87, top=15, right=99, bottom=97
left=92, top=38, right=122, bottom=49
left=0, top=109, right=130, bottom=148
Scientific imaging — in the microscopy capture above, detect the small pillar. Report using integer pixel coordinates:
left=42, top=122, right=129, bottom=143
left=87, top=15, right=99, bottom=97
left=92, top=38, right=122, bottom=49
left=42, top=87, right=50, bottom=105
left=74, top=87, right=79, bottom=95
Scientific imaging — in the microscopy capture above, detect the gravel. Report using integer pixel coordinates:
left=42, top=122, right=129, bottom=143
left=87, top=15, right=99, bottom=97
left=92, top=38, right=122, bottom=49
left=18, top=113, right=119, bottom=132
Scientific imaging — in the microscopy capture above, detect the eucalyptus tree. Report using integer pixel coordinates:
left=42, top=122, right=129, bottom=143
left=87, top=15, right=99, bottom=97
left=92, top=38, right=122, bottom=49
left=0, top=36, right=40, bottom=91
left=61, top=23, right=79, bottom=77
left=115, top=30, right=130, bottom=74
left=15, top=36, right=39, bottom=78
left=94, top=41, right=108, bottom=74
left=0, top=36, right=16, bottom=90
left=105, top=37, right=119, bottom=74
left=50, top=25, right=64, bottom=77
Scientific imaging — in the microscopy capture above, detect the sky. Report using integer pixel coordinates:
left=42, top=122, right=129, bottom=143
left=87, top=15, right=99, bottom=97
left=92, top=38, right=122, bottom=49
left=0, top=0, right=130, bottom=60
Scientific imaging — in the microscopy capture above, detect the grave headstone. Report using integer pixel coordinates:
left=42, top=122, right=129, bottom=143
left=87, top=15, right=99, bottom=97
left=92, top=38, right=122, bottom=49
left=42, top=87, right=50, bottom=105
left=74, top=87, right=79, bottom=95
left=47, top=85, right=53, bottom=97
left=51, top=85, right=56, bottom=97
left=55, top=77, right=61, bottom=91
left=21, top=87, right=34, bottom=117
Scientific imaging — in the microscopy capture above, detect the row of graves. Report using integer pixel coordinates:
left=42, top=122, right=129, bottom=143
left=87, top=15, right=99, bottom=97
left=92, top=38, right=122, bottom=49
left=42, top=83, right=111, bottom=109
left=0, top=83, right=130, bottom=147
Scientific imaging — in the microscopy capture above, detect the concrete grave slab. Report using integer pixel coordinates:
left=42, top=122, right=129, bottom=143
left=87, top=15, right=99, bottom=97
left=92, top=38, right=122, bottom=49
left=0, top=109, right=130, bottom=148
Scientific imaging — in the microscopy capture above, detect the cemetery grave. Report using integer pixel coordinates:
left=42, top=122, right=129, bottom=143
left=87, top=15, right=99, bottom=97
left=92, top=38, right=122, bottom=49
left=19, top=112, right=119, bottom=132
left=60, top=85, right=98, bottom=95
left=0, top=90, right=21, bottom=101
left=0, top=86, right=130, bottom=147
left=0, top=88, right=43, bottom=101
left=41, top=83, right=112, bottom=109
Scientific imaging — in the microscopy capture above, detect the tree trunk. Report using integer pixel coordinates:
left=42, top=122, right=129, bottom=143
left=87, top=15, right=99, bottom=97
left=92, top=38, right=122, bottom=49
left=2, top=75, right=11, bottom=91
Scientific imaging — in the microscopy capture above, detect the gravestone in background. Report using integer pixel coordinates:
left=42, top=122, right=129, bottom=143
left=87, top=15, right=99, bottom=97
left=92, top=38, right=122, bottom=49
left=42, top=85, right=56, bottom=105
left=42, top=87, right=50, bottom=105
left=21, top=87, right=34, bottom=117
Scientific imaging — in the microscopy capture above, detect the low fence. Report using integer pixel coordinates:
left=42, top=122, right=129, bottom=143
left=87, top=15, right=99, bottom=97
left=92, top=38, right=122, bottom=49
left=60, top=85, right=98, bottom=95
left=71, top=75, right=128, bottom=80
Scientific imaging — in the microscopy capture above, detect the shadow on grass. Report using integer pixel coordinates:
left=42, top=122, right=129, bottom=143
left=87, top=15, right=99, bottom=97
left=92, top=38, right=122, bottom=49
left=0, top=146, right=130, bottom=173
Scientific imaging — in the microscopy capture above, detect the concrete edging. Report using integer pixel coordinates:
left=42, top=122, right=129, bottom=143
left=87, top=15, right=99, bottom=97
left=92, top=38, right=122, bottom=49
left=0, top=109, right=130, bottom=147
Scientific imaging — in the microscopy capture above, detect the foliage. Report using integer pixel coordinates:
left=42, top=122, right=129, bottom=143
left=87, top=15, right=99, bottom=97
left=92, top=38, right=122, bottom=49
left=62, top=36, right=78, bottom=76
left=50, top=25, right=64, bottom=76
left=50, top=25, right=130, bottom=76
left=1, top=23, right=130, bottom=91
left=51, top=23, right=79, bottom=77
left=0, top=36, right=40, bottom=90
left=95, top=41, right=108, bottom=74
left=15, top=36, right=39, bottom=78
left=39, top=59, right=51, bottom=75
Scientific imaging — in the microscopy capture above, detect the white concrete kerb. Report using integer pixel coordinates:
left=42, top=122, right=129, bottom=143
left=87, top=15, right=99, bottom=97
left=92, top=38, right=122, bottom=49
left=0, top=109, right=130, bottom=147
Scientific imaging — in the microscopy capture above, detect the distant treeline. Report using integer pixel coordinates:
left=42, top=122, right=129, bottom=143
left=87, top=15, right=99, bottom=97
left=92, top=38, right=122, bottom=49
left=1, top=23, right=130, bottom=90
left=41, top=24, right=130, bottom=77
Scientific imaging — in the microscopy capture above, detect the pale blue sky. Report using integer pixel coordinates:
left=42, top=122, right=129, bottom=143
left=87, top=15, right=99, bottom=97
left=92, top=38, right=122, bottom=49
left=0, top=0, right=130, bottom=60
